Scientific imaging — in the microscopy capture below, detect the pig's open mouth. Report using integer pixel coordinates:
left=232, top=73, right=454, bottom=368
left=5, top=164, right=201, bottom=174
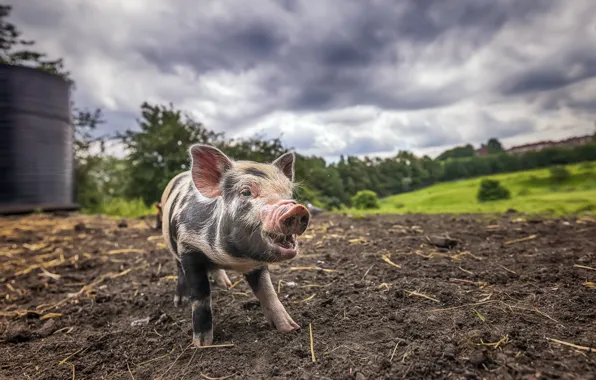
left=266, top=232, right=297, bottom=251
left=268, top=233, right=296, bottom=249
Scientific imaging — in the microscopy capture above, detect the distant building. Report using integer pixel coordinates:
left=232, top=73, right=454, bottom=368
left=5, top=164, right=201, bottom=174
left=506, top=133, right=595, bottom=155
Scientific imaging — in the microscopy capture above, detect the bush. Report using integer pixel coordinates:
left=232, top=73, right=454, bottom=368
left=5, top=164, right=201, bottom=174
left=351, top=190, right=380, bottom=210
left=518, top=188, right=531, bottom=196
left=477, top=179, right=511, bottom=202
left=549, top=165, right=571, bottom=183
left=393, top=202, right=405, bottom=209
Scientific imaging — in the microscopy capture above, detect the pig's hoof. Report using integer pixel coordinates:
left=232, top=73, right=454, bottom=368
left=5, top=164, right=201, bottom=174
left=214, top=270, right=232, bottom=289
left=174, top=295, right=188, bottom=307
left=268, top=310, right=300, bottom=332
left=192, top=331, right=214, bottom=347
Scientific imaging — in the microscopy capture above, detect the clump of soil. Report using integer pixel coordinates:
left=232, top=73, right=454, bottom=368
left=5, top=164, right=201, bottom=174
left=1, top=212, right=595, bottom=379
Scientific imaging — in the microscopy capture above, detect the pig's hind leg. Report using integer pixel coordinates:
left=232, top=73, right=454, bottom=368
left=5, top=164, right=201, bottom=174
left=173, top=260, right=190, bottom=307
left=245, top=267, right=300, bottom=332
left=180, top=251, right=214, bottom=347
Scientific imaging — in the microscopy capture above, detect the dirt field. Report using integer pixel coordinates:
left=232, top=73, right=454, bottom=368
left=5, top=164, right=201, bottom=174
left=1, top=212, right=595, bottom=379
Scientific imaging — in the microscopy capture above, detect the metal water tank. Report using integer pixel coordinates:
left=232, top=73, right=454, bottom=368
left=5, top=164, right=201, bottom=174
left=0, top=63, right=79, bottom=214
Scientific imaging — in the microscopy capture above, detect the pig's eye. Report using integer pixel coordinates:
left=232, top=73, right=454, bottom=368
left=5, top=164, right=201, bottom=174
left=240, top=189, right=252, bottom=197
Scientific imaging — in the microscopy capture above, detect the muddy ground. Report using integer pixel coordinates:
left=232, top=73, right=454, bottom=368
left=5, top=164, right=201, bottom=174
left=1, top=212, right=595, bottom=379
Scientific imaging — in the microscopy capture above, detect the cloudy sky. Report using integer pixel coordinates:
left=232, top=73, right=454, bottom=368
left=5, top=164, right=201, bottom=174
left=7, top=0, right=596, bottom=161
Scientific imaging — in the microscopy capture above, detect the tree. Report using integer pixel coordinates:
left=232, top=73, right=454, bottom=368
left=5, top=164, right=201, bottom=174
left=477, top=179, right=511, bottom=202
left=486, top=138, right=504, bottom=154
left=351, top=190, right=380, bottom=210
left=72, top=108, right=109, bottom=209
left=118, top=102, right=226, bottom=205
left=436, top=144, right=476, bottom=161
left=549, top=166, right=570, bottom=184
left=0, top=5, right=68, bottom=76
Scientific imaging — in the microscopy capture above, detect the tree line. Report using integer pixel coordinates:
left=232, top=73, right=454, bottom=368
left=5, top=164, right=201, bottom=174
left=65, top=101, right=596, bottom=212
left=3, top=4, right=596, bottom=213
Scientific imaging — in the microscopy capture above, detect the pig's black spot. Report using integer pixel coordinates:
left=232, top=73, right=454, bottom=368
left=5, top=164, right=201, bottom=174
left=215, top=201, right=252, bottom=252
left=219, top=210, right=270, bottom=260
left=179, top=244, right=215, bottom=269
left=221, top=228, right=272, bottom=262
left=168, top=191, right=182, bottom=254
left=178, top=195, right=217, bottom=233
left=221, top=175, right=239, bottom=202
left=180, top=246, right=215, bottom=286
left=244, top=167, right=268, bottom=179
left=180, top=181, right=194, bottom=206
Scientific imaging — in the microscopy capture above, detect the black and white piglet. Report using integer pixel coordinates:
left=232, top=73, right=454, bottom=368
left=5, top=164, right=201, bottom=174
left=160, top=144, right=311, bottom=347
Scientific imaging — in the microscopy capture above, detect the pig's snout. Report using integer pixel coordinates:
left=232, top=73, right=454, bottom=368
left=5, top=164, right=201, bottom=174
left=278, top=204, right=310, bottom=235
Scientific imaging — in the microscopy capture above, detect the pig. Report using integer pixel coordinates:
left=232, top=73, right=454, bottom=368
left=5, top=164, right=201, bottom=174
left=159, top=144, right=311, bottom=347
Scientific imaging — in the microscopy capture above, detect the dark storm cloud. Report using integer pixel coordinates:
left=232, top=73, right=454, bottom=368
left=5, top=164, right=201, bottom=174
left=6, top=0, right=594, bottom=159
left=500, top=52, right=596, bottom=96
left=139, top=19, right=288, bottom=75
left=137, top=0, right=559, bottom=114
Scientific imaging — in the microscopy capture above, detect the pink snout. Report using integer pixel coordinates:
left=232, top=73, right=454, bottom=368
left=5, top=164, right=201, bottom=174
left=278, top=204, right=310, bottom=235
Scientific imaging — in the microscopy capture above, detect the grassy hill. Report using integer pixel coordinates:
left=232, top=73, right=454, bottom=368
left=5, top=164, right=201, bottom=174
left=347, top=161, right=596, bottom=216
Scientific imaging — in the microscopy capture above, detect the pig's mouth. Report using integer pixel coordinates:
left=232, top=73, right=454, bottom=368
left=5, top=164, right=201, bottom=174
left=267, top=233, right=296, bottom=249
left=265, top=232, right=297, bottom=257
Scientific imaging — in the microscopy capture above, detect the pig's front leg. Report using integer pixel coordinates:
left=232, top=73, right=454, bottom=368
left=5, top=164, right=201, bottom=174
left=245, top=267, right=300, bottom=332
left=180, top=252, right=213, bottom=347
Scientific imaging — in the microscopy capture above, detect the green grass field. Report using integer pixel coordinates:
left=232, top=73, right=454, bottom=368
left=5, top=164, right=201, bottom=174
left=81, top=197, right=155, bottom=219
left=347, top=162, right=596, bottom=216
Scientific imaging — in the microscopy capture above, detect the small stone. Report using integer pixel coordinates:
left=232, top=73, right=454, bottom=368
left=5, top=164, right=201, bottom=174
left=427, top=235, right=459, bottom=249
left=130, top=317, right=151, bottom=327
left=443, top=344, right=456, bottom=359
left=38, top=319, right=58, bottom=337
left=468, top=350, right=487, bottom=366
left=74, top=222, right=86, bottom=232
left=117, top=220, right=128, bottom=228
left=355, top=372, right=366, bottom=380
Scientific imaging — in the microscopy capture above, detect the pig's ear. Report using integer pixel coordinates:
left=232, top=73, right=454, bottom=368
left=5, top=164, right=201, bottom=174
left=189, top=144, right=233, bottom=197
left=272, top=151, right=295, bottom=182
